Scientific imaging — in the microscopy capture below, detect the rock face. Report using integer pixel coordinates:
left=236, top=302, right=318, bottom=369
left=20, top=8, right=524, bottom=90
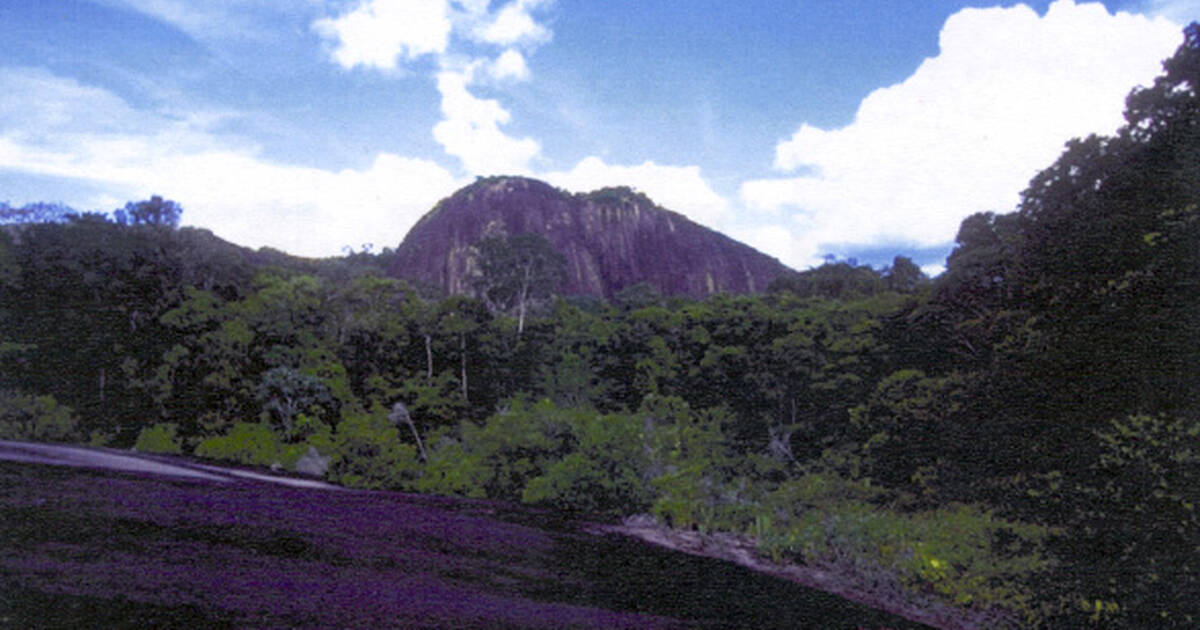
left=387, top=177, right=790, bottom=298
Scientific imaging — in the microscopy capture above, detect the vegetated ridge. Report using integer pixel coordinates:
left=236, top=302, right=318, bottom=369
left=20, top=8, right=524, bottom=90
left=386, top=176, right=790, bottom=298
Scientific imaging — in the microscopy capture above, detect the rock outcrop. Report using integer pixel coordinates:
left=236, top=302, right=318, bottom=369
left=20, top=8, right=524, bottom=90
left=387, top=177, right=790, bottom=299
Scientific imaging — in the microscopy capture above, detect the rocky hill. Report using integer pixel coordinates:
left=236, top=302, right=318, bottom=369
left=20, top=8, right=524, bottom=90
left=387, top=177, right=790, bottom=298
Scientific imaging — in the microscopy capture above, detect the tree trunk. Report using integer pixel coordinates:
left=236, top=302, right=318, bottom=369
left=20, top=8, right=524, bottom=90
left=424, top=334, right=433, bottom=380
left=390, top=403, right=427, bottom=462
left=407, top=416, right=427, bottom=462
left=459, top=333, right=468, bottom=403
left=517, top=262, right=532, bottom=338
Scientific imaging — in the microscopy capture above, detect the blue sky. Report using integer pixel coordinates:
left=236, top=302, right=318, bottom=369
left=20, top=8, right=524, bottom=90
left=0, top=1, right=1193, bottom=272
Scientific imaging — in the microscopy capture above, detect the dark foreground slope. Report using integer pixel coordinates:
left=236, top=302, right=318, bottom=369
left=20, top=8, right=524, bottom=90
left=0, top=456, right=927, bottom=630
left=387, top=177, right=790, bottom=299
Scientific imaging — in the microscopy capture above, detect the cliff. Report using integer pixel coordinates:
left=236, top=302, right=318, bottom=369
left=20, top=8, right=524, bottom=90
left=387, top=177, right=790, bottom=299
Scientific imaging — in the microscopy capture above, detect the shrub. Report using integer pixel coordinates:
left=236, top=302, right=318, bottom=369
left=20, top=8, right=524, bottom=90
left=458, top=398, right=578, bottom=500
left=327, top=406, right=420, bottom=489
left=522, top=410, right=651, bottom=514
left=0, top=392, right=79, bottom=442
left=412, top=436, right=488, bottom=498
left=754, top=492, right=1055, bottom=626
left=133, top=423, right=183, bottom=454
left=1044, top=413, right=1200, bottom=628
left=194, top=422, right=311, bottom=469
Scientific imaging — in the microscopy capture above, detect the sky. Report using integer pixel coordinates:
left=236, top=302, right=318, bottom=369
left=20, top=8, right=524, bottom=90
left=0, top=1, right=1194, bottom=274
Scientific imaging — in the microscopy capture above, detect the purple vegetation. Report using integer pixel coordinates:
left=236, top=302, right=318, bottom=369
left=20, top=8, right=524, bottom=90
left=0, top=461, right=928, bottom=629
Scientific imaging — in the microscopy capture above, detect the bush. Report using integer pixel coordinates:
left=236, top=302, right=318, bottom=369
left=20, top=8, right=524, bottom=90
left=133, top=423, right=183, bottom=454
left=0, top=392, right=78, bottom=442
left=753, top=490, right=1055, bottom=626
left=194, top=422, right=312, bottom=469
left=522, top=410, right=651, bottom=514
left=640, top=397, right=737, bottom=530
left=327, top=406, right=420, bottom=489
left=412, top=436, right=488, bottom=498
left=458, top=398, right=578, bottom=500
left=1044, top=413, right=1200, bottom=628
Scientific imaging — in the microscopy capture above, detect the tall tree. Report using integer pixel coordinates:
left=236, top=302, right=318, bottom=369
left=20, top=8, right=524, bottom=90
left=472, top=234, right=566, bottom=336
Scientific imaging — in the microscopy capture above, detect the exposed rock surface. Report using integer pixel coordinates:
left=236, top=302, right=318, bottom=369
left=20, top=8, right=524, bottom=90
left=387, top=177, right=791, bottom=299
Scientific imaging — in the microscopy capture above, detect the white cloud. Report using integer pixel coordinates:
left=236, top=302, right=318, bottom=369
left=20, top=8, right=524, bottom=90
left=740, top=0, right=1182, bottom=269
left=313, top=0, right=453, bottom=70
left=431, top=71, right=541, bottom=175
left=312, top=0, right=552, bottom=174
left=473, top=0, right=551, bottom=46
left=489, top=49, right=530, bottom=81
left=0, top=69, right=461, bottom=257
left=921, top=262, right=946, bottom=278
left=543, top=156, right=729, bottom=228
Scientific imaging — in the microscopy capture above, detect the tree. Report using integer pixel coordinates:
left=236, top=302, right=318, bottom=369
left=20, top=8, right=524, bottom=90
left=1012, top=24, right=1200, bottom=424
left=435, top=296, right=490, bottom=406
left=767, top=261, right=883, bottom=299
left=881, top=255, right=927, bottom=293
left=472, top=233, right=566, bottom=336
left=117, top=195, right=182, bottom=229
left=256, top=366, right=334, bottom=434
left=0, top=202, right=76, bottom=225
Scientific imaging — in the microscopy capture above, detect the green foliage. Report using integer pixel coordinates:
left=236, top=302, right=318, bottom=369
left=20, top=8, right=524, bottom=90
left=327, top=406, right=420, bottom=489
left=1043, top=413, right=1200, bottom=628
left=522, top=451, right=637, bottom=513
left=472, top=233, right=566, bottom=333
left=538, top=351, right=607, bottom=409
left=412, top=435, right=489, bottom=498
left=256, top=366, right=336, bottom=433
left=193, top=421, right=316, bottom=469
left=767, top=261, right=883, bottom=299
left=755, top=483, right=1055, bottom=625
left=522, top=410, right=651, bottom=514
left=458, top=398, right=577, bottom=500
left=851, top=369, right=970, bottom=491
left=882, top=256, right=928, bottom=293
left=133, top=423, right=183, bottom=454
left=641, top=396, right=739, bottom=529
left=0, top=392, right=79, bottom=442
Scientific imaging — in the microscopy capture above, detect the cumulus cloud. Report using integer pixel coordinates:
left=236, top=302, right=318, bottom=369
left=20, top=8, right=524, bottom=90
left=543, top=156, right=729, bottom=228
left=313, top=0, right=452, bottom=70
left=740, top=0, right=1181, bottom=269
left=0, top=68, right=461, bottom=257
left=314, top=0, right=554, bottom=175
left=489, top=49, right=531, bottom=81
left=473, top=0, right=552, bottom=46
left=432, top=71, right=541, bottom=175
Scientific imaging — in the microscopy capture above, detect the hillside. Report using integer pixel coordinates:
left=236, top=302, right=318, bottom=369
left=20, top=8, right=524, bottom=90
left=386, top=177, right=790, bottom=299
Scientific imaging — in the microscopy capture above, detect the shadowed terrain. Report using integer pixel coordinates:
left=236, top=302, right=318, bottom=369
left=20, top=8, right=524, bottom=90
left=0, top=455, right=928, bottom=629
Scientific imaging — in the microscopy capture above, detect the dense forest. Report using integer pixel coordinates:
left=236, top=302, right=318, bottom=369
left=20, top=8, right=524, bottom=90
left=3, top=25, right=1199, bottom=630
